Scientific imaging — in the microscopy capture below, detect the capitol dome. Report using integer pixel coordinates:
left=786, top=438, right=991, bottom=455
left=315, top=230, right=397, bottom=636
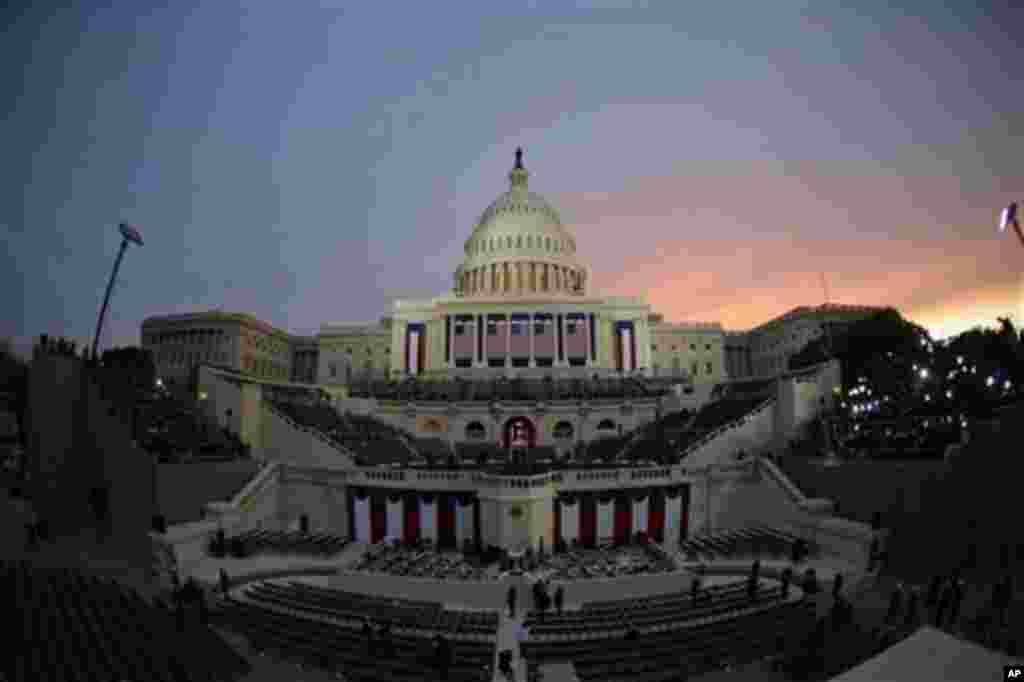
left=454, top=149, right=588, bottom=298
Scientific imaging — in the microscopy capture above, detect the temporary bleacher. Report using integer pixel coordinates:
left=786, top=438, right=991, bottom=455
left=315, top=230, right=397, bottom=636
left=137, top=391, right=246, bottom=462
left=349, top=377, right=671, bottom=402
left=209, top=528, right=349, bottom=559
left=5, top=559, right=250, bottom=682
left=678, top=524, right=803, bottom=562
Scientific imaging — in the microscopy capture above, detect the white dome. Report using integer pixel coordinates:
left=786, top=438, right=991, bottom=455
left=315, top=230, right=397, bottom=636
left=454, top=149, right=588, bottom=298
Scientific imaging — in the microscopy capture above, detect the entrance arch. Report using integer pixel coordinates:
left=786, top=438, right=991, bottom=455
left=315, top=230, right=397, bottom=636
left=502, top=416, right=537, bottom=450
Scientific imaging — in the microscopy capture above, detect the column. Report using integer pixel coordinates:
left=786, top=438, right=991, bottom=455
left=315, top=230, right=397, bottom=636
left=558, top=314, right=566, bottom=367
left=584, top=312, right=592, bottom=368
left=516, top=262, right=523, bottom=292
left=529, top=313, right=536, bottom=368
left=447, top=316, right=454, bottom=368
left=506, top=314, right=512, bottom=368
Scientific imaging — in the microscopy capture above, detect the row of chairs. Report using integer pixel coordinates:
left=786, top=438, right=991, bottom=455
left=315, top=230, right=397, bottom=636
left=526, top=583, right=782, bottom=638
left=215, top=595, right=494, bottom=682
left=679, top=524, right=801, bottom=562
left=5, top=560, right=249, bottom=682
left=266, top=580, right=498, bottom=632
left=572, top=600, right=814, bottom=682
left=243, top=581, right=496, bottom=636
left=229, top=528, right=349, bottom=557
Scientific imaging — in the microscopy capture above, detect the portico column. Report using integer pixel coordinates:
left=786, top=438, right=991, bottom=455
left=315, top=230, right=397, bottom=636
left=505, top=315, right=512, bottom=368
left=529, top=313, right=536, bottom=368
left=447, top=316, right=455, bottom=368
left=560, top=314, right=568, bottom=367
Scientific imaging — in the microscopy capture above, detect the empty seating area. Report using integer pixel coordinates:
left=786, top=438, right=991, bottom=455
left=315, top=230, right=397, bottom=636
left=208, top=529, right=349, bottom=558
left=137, top=391, right=246, bottom=462
left=349, top=376, right=671, bottom=402
left=272, top=401, right=414, bottom=465
left=535, top=545, right=675, bottom=581
left=352, top=545, right=495, bottom=581
left=679, top=525, right=803, bottom=562
left=565, top=600, right=815, bottom=682
left=239, top=579, right=499, bottom=635
left=526, top=579, right=782, bottom=636
left=215, top=591, right=495, bottom=682
left=6, top=559, right=250, bottom=682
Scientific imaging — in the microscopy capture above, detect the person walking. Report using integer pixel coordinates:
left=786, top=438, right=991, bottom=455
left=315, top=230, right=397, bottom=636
left=554, top=585, right=564, bottom=616
left=218, top=568, right=230, bottom=596
left=515, top=621, right=530, bottom=661
left=507, top=585, right=518, bottom=617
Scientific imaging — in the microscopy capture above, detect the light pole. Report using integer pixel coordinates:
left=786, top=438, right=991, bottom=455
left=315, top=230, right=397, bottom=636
left=91, top=223, right=144, bottom=362
left=999, top=202, right=1024, bottom=251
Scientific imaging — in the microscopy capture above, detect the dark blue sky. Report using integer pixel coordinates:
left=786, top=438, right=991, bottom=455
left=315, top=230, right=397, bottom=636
left=3, top=1, right=1022, bottom=358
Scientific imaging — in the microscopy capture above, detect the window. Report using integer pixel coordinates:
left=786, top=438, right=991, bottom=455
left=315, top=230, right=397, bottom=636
left=454, top=325, right=465, bottom=336
left=671, top=345, right=677, bottom=351
left=517, top=236, right=522, bottom=248
left=511, top=323, right=524, bottom=336
left=705, top=344, right=711, bottom=351
left=705, top=361, right=713, bottom=374
left=651, top=345, right=658, bottom=351
left=527, top=235, right=533, bottom=248
left=534, top=322, right=545, bottom=335
left=545, top=237, right=551, bottom=250
left=566, top=322, right=577, bottom=335
left=345, top=347, right=352, bottom=355
left=691, top=361, right=698, bottom=375
left=690, top=344, right=696, bottom=351
left=329, top=363, right=337, bottom=378
left=487, top=324, right=498, bottom=336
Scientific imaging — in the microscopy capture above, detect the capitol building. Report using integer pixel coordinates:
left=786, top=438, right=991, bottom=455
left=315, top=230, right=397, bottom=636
left=141, top=149, right=881, bottom=399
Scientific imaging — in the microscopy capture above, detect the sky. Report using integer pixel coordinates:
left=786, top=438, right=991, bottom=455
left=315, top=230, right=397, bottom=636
left=3, top=0, right=1023, bottom=358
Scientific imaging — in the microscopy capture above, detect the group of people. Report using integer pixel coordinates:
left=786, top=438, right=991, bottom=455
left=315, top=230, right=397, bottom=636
left=534, top=545, right=672, bottom=581
left=359, top=618, right=397, bottom=658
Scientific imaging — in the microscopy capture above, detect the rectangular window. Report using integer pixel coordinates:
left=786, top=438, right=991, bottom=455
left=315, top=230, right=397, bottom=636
left=487, top=358, right=505, bottom=368
left=566, top=322, right=577, bottom=335
left=535, top=358, right=554, bottom=368
left=454, top=325, right=465, bottom=336
left=690, top=344, right=696, bottom=351
left=569, top=357, right=586, bottom=367
left=511, top=358, right=530, bottom=368
left=455, top=358, right=473, bottom=368
left=487, top=324, right=498, bottom=336
left=511, top=324, right=524, bottom=336
left=534, top=323, right=544, bottom=335
left=651, top=345, right=657, bottom=351
left=705, top=361, right=713, bottom=374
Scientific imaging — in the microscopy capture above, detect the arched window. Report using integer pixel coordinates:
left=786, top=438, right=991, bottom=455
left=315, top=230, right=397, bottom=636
left=553, top=421, right=574, bottom=440
left=545, top=237, right=551, bottom=250
left=465, top=422, right=486, bottom=441
left=596, top=419, right=616, bottom=432
left=527, top=235, right=533, bottom=248
left=517, top=236, right=522, bottom=248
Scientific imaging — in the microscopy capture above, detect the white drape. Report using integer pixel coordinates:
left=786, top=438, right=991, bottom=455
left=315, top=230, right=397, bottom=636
left=560, top=502, right=579, bottom=543
left=596, top=499, right=614, bottom=544
left=353, top=497, right=370, bottom=543
left=409, top=330, right=420, bottom=374
left=664, top=495, right=682, bottom=546
left=622, top=328, right=634, bottom=371
left=633, top=497, right=649, bottom=536
left=386, top=497, right=403, bottom=543
left=420, top=499, right=437, bottom=543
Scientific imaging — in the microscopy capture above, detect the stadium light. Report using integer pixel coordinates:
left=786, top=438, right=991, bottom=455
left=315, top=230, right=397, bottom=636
left=999, top=202, right=1024, bottom=250
left=91, top=223, right=145, bottom=362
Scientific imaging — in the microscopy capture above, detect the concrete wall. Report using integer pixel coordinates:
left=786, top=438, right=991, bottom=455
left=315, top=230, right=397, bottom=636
left=197, top=368, right=242, bottom=432
left=156, top=460, right=259, bottom=524
left=276, top=480, right=348, bottom=535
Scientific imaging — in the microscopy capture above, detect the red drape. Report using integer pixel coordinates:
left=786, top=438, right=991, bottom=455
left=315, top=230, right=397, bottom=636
left=648, top=492, right=665, bottom=543
left=403, top=495, right=420, bottom=545
left=370, top=496, right=387, bottom=544
left=553, top=499, right=562, bottom=549
left=613, top=495, right=632, bottom=545
left=579, top=496, right=597, bottom=549
left=438, top=494, right=456, bottom=549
